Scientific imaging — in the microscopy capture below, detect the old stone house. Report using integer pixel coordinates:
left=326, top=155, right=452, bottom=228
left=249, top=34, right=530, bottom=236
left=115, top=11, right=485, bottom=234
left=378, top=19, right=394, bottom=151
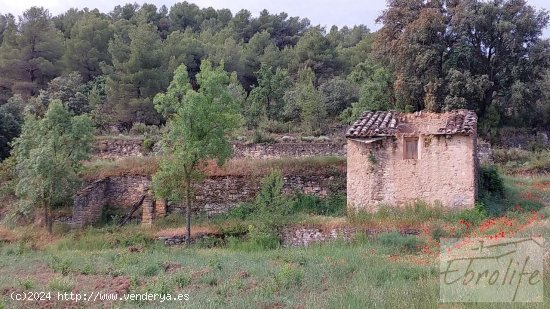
left=346, top=110, right=478, bottom=211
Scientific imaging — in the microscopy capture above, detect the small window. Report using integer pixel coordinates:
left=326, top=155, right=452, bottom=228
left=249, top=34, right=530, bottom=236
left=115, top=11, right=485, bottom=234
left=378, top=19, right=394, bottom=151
left=404, top=137, right=418, bottom=159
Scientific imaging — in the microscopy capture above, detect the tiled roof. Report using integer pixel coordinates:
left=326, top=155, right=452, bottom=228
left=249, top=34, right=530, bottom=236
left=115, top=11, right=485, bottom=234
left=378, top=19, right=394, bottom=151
left=435, top=110, right=477, bottom=135
left=346, top=111, right=399, bottom=138
left=346, top=109, right=477, bottom=138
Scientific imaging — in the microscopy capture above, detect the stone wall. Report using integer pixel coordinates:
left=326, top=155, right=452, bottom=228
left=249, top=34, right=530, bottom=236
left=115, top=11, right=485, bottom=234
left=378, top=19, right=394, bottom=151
left=347, top=134, right=477, bottom=212
left=93, top=138, right=345, bottom=159
left=72, top=176, right=151, bottom=228
left=279, top=226, right=420, bottom=247
left=94, top=138, right=145, bottom=159
left=231, top=142, right=346, bottom=159
left=72, top=172, right=346, bottom=228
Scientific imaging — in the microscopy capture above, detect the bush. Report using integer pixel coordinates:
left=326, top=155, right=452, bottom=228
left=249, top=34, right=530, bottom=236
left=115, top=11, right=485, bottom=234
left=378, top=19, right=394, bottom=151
left=48, top=277, right=74, bottom=293
left=226, top=202, right=256, bottom=220
left=260, top=120, right=290, bottom=134
left=142, top=138, right=155, bottom=153
left=292, top=193, right=346, bottom=216
left=478, top=165, right=505, bottom=199
left=251, top=130, right=276, bottom=144
left=129, top=122, right=160, bottom=136
left=246, top=225, right=279, bottom=250
left=275, top=264, right=303, bottom=289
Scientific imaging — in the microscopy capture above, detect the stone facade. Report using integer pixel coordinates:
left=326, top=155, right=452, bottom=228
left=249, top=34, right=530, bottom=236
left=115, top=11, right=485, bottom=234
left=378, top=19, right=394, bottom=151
left=346, top=110, right=478, bottom=211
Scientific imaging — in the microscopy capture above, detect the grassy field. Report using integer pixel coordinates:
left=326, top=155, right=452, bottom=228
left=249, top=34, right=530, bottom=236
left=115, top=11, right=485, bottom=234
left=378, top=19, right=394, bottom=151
left=0, top=214, right=548, bottom=309
left=1, top=156, right=550, bottom=308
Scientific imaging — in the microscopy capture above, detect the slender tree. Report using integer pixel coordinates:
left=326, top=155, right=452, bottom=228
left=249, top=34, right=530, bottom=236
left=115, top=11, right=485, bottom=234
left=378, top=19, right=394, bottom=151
left=152, top=61, right=240, bottom=244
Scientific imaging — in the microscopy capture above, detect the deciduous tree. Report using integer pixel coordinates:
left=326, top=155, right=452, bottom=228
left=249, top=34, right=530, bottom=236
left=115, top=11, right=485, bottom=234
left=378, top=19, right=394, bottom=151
left=12, top=100, right=94, bottom=233
left=152, top=62, right=241, bottom=244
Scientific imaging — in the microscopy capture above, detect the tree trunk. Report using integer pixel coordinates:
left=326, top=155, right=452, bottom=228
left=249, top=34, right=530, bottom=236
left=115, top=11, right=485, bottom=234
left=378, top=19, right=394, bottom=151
left=185, top=178, right=192, bottom=245
left=44, top=202, right=52, bottom=234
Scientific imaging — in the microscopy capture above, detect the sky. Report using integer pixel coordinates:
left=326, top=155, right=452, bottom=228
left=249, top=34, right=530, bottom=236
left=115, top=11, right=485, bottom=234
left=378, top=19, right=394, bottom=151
left=1, top=0, right=549, bottom=37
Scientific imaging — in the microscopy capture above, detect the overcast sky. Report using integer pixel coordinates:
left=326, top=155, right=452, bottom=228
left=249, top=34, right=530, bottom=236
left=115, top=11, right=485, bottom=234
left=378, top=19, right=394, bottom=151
left=1, top=0, right=549, bottom=36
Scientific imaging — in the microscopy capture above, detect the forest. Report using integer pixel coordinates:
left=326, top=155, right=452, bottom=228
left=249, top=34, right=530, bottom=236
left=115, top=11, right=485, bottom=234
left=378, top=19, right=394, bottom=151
left=0, top=0, right=550, bottom=162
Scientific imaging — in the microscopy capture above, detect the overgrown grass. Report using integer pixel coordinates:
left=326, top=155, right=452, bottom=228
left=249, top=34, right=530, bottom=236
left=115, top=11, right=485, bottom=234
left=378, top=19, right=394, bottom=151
left=1, top=229, right=548, bottom=308
left=80, top=155, right=345, bottom=181
left=492, top=147, right=550, bottom=174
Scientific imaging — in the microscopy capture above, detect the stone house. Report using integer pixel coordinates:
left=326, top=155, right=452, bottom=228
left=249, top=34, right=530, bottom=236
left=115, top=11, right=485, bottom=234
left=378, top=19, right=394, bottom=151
left=346, top=110, right=478, bottom=211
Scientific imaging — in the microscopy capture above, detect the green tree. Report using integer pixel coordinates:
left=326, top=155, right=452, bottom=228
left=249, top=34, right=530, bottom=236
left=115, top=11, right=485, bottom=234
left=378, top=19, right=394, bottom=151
left=344, top=59, right=396, bottom=121
left=30, top=72, right=90, bottom=116
left=12, top=100, right=94, bottom=233
left=0, top=7, right=64, bottom=99
left=375, top=0, right=550, bottom=125
left=0, top=95, right=24, bottom=160
left=64, top=10, right=113, bottom=82
left=106, top=22, right=167, bottom=127
left=246, top=64, right=292, bottom=128
left=284, top=67, right=326, bottom=134
left=152, top=61, right=241, bottom=244
left=319, top=77, right=358, bottom=116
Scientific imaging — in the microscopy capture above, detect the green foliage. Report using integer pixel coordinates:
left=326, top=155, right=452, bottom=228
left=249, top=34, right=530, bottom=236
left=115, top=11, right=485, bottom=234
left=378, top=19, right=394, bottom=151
left=455, top=204, right=488, bottom=226
left=173, top=272, right=192, bottom=288
left=12, top=101, right=94, bottom=233
left=152, top=61, right=240, bottom=242
left=275, top=264, right=303, bottom=289
left=478, top=165, right=505, bottom=199
left=251, top=130, right=276, bottom=144
left=246, top=225, right=280, bottom=250
left=246, top=65, right=292, bottom=128
left=292, top=193, right=346, bottom=217
left=0, top=7, right=64, bottom=99
left=106, top=22, right=166, bottom=127
left=254, top=170, right=293, bottom=227
left=284, top=67, right=327, bottom=135
left=319, top=77, right=358, bottom=116
left=64, top=11, right=112, bottom=81
left=375, top=0, right=549, bottom=127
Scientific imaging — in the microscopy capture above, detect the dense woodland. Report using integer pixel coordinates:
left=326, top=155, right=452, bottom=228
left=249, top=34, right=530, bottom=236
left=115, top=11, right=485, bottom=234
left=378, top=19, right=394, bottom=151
left=1, top=0, right=550, bottom=161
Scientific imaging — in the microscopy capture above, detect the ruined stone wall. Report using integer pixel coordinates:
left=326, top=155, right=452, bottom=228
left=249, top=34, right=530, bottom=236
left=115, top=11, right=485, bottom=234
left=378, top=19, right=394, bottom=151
left=73, top=173, right=345, bottom=228
left=231, top=142, right=345, bottom=159
left=95, top=139, right=145, bottom=158
left=347, top=134, right=476, bottom=212
left=93, top=138, right=345, bottom=159
left=71, top=176, right=151, bottom=228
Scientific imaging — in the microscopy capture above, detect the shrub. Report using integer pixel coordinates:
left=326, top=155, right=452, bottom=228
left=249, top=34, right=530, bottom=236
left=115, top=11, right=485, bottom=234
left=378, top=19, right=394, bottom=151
left=275, top=264, right=303, bottom=289
left=254, top=170, right=294, bottom=227
left=226, top=202, right=256, bottom=220
left=173, top=273, right=192, bottom=288
left=252, top=130, right=276, bottom=144
left=49, top=256, right=72, bottom=276
left=48, top=277, right=74, bottom=293
left=142, top=138, right=155, bottom=153
left=129, top=122, right=148, bottom=135
left=141, top=263, right=161, bottom=277
left=260, top=120, right=290, bottom=134
left=292, top=193, right=346, bottom=216
left=478, top=165, right=505, bottom=199
left=247, top=225, right=279, bottom=250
